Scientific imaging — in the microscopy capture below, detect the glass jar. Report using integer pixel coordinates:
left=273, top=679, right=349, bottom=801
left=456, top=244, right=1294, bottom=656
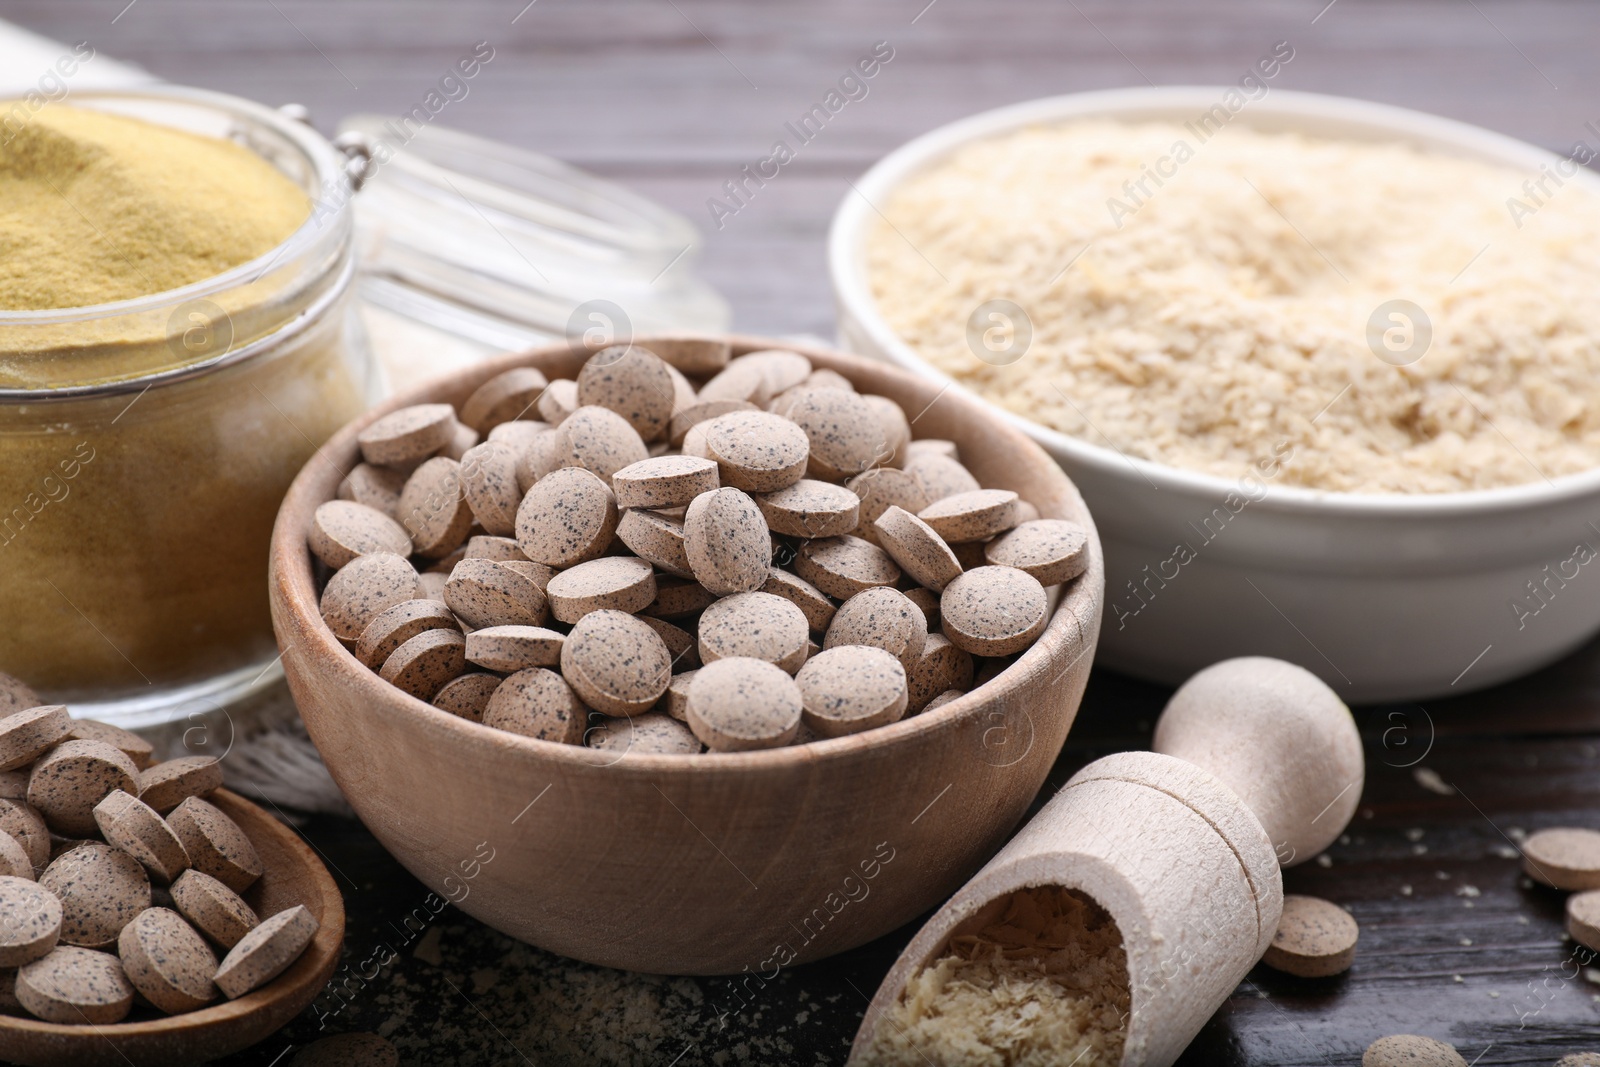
left=336, top=114, right=729, bottom=388
left=0, top=88, right=377, bottom=727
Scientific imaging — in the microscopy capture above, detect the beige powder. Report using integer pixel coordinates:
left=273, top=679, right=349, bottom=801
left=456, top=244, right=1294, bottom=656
left=858, top=886, right=1129, bottom=1067
left=867, top=121, right=1600, bottom=492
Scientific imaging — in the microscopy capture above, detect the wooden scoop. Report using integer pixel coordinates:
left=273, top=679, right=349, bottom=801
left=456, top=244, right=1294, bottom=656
left=850, top=657, right=1362, bottom=1067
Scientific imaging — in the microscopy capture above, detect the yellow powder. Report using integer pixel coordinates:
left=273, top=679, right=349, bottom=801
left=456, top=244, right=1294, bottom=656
left=0, top=104, right=363, bottom=702
left=0, top=104, right=308, bottom=310
left=858, top=887, right=1129, bottom=1067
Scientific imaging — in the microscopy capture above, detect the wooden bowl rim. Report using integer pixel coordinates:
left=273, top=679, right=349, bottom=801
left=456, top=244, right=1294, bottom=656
left=270, top=335, right=1101, bottom=771
left=0, top=788, right=344, bottom=1047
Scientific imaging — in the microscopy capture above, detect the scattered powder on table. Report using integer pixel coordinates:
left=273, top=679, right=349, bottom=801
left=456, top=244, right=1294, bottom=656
left=868, top=121, right=1600, bottom=493
left=859, top=886, right=1129, bottom=1067
left=0, top=104, right=308, bottom=310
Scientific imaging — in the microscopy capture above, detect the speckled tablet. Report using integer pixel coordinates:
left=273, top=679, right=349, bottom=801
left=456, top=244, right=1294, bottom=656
left=464, top=535, right=529, bottom=562
left=984, top=519, right=1090, bottom=586
left=904, top=451, right=981, bottom=502
left=515, top=466, right=619, bottom=568
left=684, top=487, right=771, bottom=595
left=744, top=350, right=813, bottom=394
left=785, top=390, right=886, bottom=480
left=320, top=553, right=421, bottom=644
left=862, top=394, right=910, bottom=468
left=698, top=592, right=810, bottom=674
left=482, top=668, right=588, bottom=744
left=557, top=405, right=650, bottom=481
left=586, top=712, right=703, bottom=756
left=431, top=673, right=504, bottom=724
left=459, top=440, right=524, bottom=538
left=616, top=509, right=694, bottom=579
left=0, top=673, right=41, bottom=719
left=507, top=423, right=565, bottom=492
left=756, top=479, right=861, bottom=539
left=680, top=421, right=713, bottom=461
left=704, top=411, right=811, bottom=493
left=917, top=489, right=1020, bottom=543
left=356, top=599, right=460, bottom=670
left=93, top=789, right=189, bottom=884
left=308, top=500, right=413, bottom=569
left=396, top=457, right=475, bottom=560
left=669, top=398, right=756, bottom=446
left=906, top=634, right=975, bottom=715
left=640, top=617, right=699, bottom=672
left=167, top=797, right=264, bottom=895
left=170, top=868, right=259, bottom=950
left=612, top=455, right=721, bottom=510
left=16, top=945, right=133, bottom=1024
left=906, top=439, right=959, bottom=462
left=661, top=670, right=698, bottom=722
left=699, top=358, right=774, bottom=406
left=940, top=565, right=1049, bottom=657
left=138, top=756, right=224, bottom=816
left=0, top=831, right=32, bottom=880
left=1567, top=889, right=1600, bottom=953
left=536, top=378, right=579, bottom=425
left=65, top=720, right=154, bottom=772
left=214, top=904, right=319, bottom=1000
left=0, top=705, right=69, bottom=772
left=0, top=876, right=60, bottom=966
left=460, top=366, right=549, bottom=432
left=1263, top=894, right=1358, bottom=977
left=872, top=505, right=963, bottom=592
left=844, top=470, right=934, bottom=550
left=577, top=345, right=677, bottom=441
left=0, top=799, right=49, bottom=872
left=118, top=906, right=218, bottom=1013
left=356, top=403, right=455, bottom=467
left=560, top=610, right=673, bottom=717
left=794, top=646, right=908, bottom=738
left=379, top=628, right=467, bottom=701
left=824, top=587, right=926, bottom=671
left=685, top=658, right=803, bottom=752
left=446, top=558, right=549, bottom=631
left=1362, top=1035, right=1465, bottom=1067
left=641, top=577, right=719, bottom=620
left=637, top=336, right=731, bottom=377
left=338, top=463, right=407, bottom=519
left=465, top=626, right=565, bottom=673
left=794, top=536, right=902, bottom=602
left=40, top=843, right=149, bottom=948
left=546, top=556, right=658, bottom=623
left=1523, top=827, right=1600, bottom=890
left=903, top=586, right=940, bottom=631
left=760, top=567, right=837, bottom=634
left=28, top=740, right=141, bottom=837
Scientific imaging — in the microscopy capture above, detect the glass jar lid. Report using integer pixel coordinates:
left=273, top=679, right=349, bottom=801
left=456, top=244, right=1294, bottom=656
left=335, top=114, right=728, bottom=369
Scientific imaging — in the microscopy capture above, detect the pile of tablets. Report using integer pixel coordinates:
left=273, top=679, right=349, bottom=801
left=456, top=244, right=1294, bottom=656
left=312, top=341, right=1091, bottom=754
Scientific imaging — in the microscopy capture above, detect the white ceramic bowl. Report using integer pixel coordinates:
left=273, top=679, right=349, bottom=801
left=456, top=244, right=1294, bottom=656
left=831, top=86, right=1600, bottom=703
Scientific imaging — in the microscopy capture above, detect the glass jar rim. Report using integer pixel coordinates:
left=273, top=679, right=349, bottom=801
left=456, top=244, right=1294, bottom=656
left=0, top=85, right=350, bottom=328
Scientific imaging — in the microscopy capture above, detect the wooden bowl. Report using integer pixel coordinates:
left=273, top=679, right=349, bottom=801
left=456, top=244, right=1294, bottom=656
left=0, top=789, right=344, bottom=1067
left=268, top=336, right=1103, bottom=974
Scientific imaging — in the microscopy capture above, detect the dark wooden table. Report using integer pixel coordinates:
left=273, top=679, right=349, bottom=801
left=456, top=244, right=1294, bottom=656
left=8, top=1, right=1600, bottom=1062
